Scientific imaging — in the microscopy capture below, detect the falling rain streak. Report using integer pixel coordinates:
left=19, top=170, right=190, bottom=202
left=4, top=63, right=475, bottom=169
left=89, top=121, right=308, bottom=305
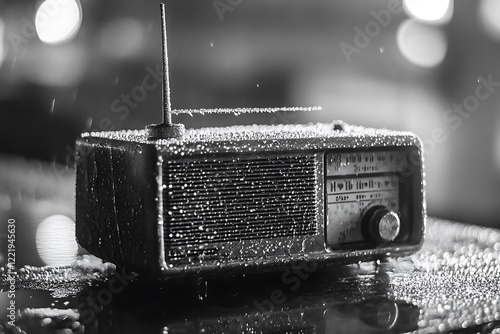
left=50, top=99, right=56, bottom=114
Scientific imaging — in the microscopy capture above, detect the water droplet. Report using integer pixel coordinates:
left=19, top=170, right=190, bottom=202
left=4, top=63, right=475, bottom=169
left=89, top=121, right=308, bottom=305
left=50, top=99, right=56, bottom=114
left=86, top=117, right=93, bottom=130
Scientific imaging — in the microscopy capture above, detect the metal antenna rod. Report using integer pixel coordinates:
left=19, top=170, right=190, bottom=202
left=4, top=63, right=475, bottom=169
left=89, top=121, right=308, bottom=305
left=145, top=3, right=185, bottom=139
left=160, top=3, right=172, bottom=125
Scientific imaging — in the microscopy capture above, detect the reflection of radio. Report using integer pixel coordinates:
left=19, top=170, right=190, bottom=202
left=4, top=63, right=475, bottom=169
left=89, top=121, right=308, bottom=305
left=73, top=268, right=420, bottom=334
left=75, top=4, right=425, bottom=276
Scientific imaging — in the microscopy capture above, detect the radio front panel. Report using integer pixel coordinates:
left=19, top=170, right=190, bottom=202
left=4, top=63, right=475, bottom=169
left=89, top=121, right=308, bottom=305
left=325, top=148, right=422, bottom=250
left=160, top=146, right=423, bottom=269
left=161, top=152, right=326, bottom=267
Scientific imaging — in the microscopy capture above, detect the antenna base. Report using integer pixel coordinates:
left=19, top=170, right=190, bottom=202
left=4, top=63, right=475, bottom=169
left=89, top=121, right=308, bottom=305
left=146, top=123, right=185, bottom=139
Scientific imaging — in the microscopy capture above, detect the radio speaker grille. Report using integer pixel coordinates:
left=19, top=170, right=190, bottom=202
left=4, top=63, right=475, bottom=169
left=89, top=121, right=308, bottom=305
left=163, top=155, right=318, bottom=249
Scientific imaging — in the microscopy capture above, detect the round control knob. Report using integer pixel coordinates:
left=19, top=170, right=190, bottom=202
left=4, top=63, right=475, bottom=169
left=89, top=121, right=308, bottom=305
left=362, top=206, right=401, bottom=243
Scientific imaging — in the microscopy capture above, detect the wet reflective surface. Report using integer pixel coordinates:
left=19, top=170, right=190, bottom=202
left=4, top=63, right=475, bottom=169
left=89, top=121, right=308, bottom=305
left=1, top=217, right=500, bottom=333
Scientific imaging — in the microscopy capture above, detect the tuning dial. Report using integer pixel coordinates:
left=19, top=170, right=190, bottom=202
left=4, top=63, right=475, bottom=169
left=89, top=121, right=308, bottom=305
left=362, top=206, right=401, bottom=243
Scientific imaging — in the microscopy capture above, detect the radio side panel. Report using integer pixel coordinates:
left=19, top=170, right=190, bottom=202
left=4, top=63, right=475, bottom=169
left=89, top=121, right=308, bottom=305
left=75, top=137, right=161, bottom=273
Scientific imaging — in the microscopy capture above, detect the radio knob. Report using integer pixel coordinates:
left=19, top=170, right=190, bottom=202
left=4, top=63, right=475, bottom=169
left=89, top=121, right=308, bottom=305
left=362, top=206, right=401, bottom=243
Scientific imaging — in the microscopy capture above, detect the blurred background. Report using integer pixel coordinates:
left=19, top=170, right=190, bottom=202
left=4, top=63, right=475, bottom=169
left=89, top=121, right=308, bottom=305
left=1, top=0, right=500, bottom=268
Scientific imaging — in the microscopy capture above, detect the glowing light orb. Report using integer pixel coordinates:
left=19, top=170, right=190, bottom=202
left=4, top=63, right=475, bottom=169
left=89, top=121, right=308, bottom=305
left=36, top=215, right=78, bottom=267
left=397, top=19, right=448, bottom=68
left=479, top=0, right=500, bottom=42
left=36, top=0, right=82, bottom=44
left=404, top=0, right=453, bottom=24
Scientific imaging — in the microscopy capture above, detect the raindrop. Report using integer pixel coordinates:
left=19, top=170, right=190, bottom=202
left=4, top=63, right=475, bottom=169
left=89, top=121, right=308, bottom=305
left=50, top=99, right=56, bottom=114
left=11, top=57, right=17, bottom=71
left=70, top=89, right=79, bottom=103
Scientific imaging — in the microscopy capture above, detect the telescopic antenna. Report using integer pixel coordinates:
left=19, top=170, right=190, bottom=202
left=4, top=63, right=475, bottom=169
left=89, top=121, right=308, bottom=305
left=146, top=3, right=322, bottom=138
left=160, top=2, right=172, bottom=125
left=146, top=3, right=185, bottom=139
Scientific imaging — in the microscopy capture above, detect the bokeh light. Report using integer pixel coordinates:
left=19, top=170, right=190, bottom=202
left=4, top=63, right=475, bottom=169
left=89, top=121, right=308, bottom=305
left=404, top=0, right=453, bottom=24
left=100, top=18, right=144, bottom=58
left=35, top=0, right=82, bottom=44
left=0, top=193, right=11, bottom=211
left=35, top=215, right=78, bottom=267
left=397, top=19, right=448, bottom=68
left=479, top=0, right=500, bottom=42
left=20, top=44, right=86, bottom=86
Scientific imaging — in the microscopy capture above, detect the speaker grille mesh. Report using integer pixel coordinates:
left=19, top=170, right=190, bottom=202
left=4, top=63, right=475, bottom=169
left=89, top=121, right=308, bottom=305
left=163, top=155, right=317, bottom=250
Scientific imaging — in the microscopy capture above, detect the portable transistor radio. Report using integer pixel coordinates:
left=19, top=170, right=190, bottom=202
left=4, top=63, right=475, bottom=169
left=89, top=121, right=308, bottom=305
left=75, top=4, right=426, bottom=276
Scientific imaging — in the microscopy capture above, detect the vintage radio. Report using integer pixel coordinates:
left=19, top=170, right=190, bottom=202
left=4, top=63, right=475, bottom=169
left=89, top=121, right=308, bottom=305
left=75, top=4, right=425, bottom=277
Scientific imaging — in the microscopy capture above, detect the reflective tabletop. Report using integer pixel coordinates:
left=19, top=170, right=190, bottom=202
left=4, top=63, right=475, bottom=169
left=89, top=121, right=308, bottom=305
left=0, top=157, right=500, bottom=333
left=1, top=217, right=499, bottom=334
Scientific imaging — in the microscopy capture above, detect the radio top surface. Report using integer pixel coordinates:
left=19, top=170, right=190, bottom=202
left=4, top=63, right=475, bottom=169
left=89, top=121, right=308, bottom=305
left=79, top=122, right=422, bottom=156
